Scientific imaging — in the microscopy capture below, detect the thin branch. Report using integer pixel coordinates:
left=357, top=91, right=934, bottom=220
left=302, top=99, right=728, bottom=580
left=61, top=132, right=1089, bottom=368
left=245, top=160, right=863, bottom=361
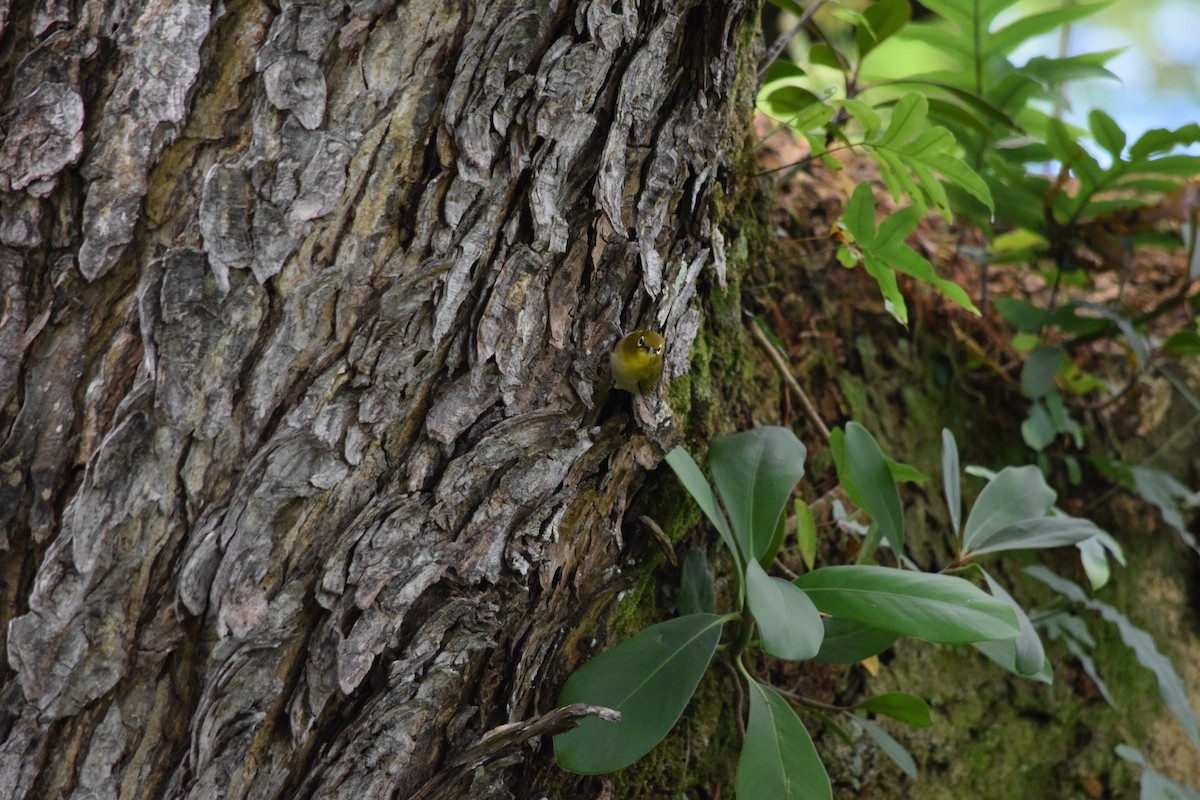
left=748, top=319, right=832, bottom=443
left=757, top=0, right=829, bottom=86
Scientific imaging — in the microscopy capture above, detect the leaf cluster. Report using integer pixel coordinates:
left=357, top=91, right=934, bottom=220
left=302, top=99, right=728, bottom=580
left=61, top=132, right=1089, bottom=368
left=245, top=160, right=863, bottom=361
left=552, top=424, right=1142, bottom=797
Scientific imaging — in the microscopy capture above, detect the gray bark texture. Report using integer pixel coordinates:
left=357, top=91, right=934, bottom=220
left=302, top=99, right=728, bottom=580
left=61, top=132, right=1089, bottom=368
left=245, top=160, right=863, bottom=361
left=0, top=0, right=755, bottom=797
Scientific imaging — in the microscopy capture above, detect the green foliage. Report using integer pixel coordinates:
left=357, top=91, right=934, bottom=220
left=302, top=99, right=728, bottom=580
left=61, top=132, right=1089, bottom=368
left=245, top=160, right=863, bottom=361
left=554, top=613, right=726, bottom=774
left=554, top=416, right=1200, bottom=795
left=554, top=0, right=1200, bottom=791
left=795, top=565, right=1018, bottom=643
left=759, top=0, right=1200, bottom=370
left=738, top=679, right=832, bottom=800
left=555, top=425, right=1021, bottom=792
left=1027, top=566, right=1200, bottom=753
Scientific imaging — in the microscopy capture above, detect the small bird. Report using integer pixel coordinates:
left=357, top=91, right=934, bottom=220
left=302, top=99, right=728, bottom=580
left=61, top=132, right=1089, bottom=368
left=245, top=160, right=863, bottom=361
left=610, top=329, right=666, bottom=395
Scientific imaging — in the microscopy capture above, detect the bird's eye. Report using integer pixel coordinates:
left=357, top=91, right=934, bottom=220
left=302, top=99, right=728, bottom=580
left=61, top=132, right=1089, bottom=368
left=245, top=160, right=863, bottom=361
left=637, top=335, right=645, bottom=348
left=655, top=344, right=663, bottom=355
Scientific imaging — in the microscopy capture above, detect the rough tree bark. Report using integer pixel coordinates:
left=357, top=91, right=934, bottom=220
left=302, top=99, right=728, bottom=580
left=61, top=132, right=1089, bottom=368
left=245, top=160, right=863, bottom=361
left=0, top=1, right=757, bottom=797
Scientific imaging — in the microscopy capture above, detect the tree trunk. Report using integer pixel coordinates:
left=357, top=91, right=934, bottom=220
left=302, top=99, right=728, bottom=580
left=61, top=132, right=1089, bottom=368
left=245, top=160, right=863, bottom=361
left=0, top=1, right=757, bottom=797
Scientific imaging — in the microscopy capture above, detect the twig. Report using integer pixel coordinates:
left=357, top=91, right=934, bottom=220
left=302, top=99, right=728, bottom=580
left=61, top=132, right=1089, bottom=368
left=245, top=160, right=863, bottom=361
left=748, top=319, right=832, bottom=443
left=758, top=0, right=829, bottom=85
left=639, top=515, right=677, bottom=565
left=409, top=704, right=620, bottom=800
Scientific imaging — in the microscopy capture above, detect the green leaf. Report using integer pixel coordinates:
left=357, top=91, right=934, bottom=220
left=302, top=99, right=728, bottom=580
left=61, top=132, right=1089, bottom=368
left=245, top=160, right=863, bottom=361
left=858, top=0, right=912, bottom=59
left=665, top=447, right=743, bottom=574
left=1130, top=123, right=1200, bottom=160
left=1076, top=535, right=1112, bottom=590
left=746, top=560, right=825, bottom=661
left=764, top=85, right=823, bottom=118
left=994, top=296, right=1051, bottom=330
left=857, top=716, right=918, bottom=777
left=795, top=499, right=817, bottom=570
left=886, top=458, right=929, bottom=484
left=1115, top=746, right=1200, bottom=800
left=879, top=235, right=981, bottom=315
left=765, top=0, right=804, bottom=15
left=1021, top=400, right=1055, bottom=452
left=1088, top=109, right=1126, bottom=158
left=809, top=43, right=845, bottom=71
left=1027, top=567, right=1200, bottom=752
left=861, top=692, right=933, bottom=727
left=1131, top=467, right=1200, bottom=554
left=1044, top=613, right=1115, bottom=704
left=554, top=614, right=725, bottom=774
left=873, top=93, right=994, bottom=216
left=966, top=514, right=1106, bottom=557
left=710, top=427, right=808, bottom=564
left=678, top=549, right=716, bottom=616
left=1020, top=346, right=1062, bottom=399
left=762, top=59, right=806, bottom=85
left=1072, top=301, right=1149, bottom=369
left=1163, top=331, right=1200, bottom=357
left=738, top=680, right=833, bottom=800
left=1023, top=51, right=1122, bottom=87
left=812, top=618, right=899, bottom=664
left=843, top=183, right=878, bottom=241
left=961, top=466, right=1056, bottom=554
left=942, top=428, right=962, bottom=536
left=844, top=423, right=905, bottom=554
left=795, top=565, right=1019, bottom=644
left=975, top=568, right=1046, bottom=676
left=987, top=1, right=1117, bottom=59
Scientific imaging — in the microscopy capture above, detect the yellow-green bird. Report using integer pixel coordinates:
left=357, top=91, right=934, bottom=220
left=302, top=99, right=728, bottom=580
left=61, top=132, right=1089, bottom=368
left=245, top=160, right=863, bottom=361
left=610, top=329, right=665, bottom=395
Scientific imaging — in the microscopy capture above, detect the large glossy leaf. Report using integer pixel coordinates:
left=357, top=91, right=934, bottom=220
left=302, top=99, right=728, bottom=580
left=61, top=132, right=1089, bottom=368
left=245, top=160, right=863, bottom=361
left=812, top=618, right=900, bottom=664
left=964, top=514, right=1105, bottom=556
left=664, top=447, right=742, bottom=570
left=795, top=565, right=1019, bottom=643
left=746, top=560, right=824, bottom=661
left=554, top=614, right=724, bottom=774
left=844, top=423, right=905, bottom=554
left=961, top=466, right=1055, bottom=553
left=710, top=427, right=807, bottom=563
left=737, top=680, right=832, bottom=800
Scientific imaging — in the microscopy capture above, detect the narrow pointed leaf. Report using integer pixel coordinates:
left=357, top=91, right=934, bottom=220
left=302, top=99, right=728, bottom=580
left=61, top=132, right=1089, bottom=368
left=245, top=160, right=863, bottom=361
left=555, top=614, right=725, bottom=774
left=795, top=499, right=817, bottom=570
left=795, top=565, right=1019, bottom=643
left=746, top=560, right=824, bottom=661
left=858, top=717, right=918, bottom=777
left=665, top=447, right=742, bottom=570
left=942, top=429, right=961, bottom=537
left=975, top=568, right=1046, bottom=676
left=738, top=680, right=833, bottom=800
left=1088, top=109, right=1126, bottom=158
left=844, top=423, right=905, bottom=554
left=1027, top=566, right=1200, bottom=751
